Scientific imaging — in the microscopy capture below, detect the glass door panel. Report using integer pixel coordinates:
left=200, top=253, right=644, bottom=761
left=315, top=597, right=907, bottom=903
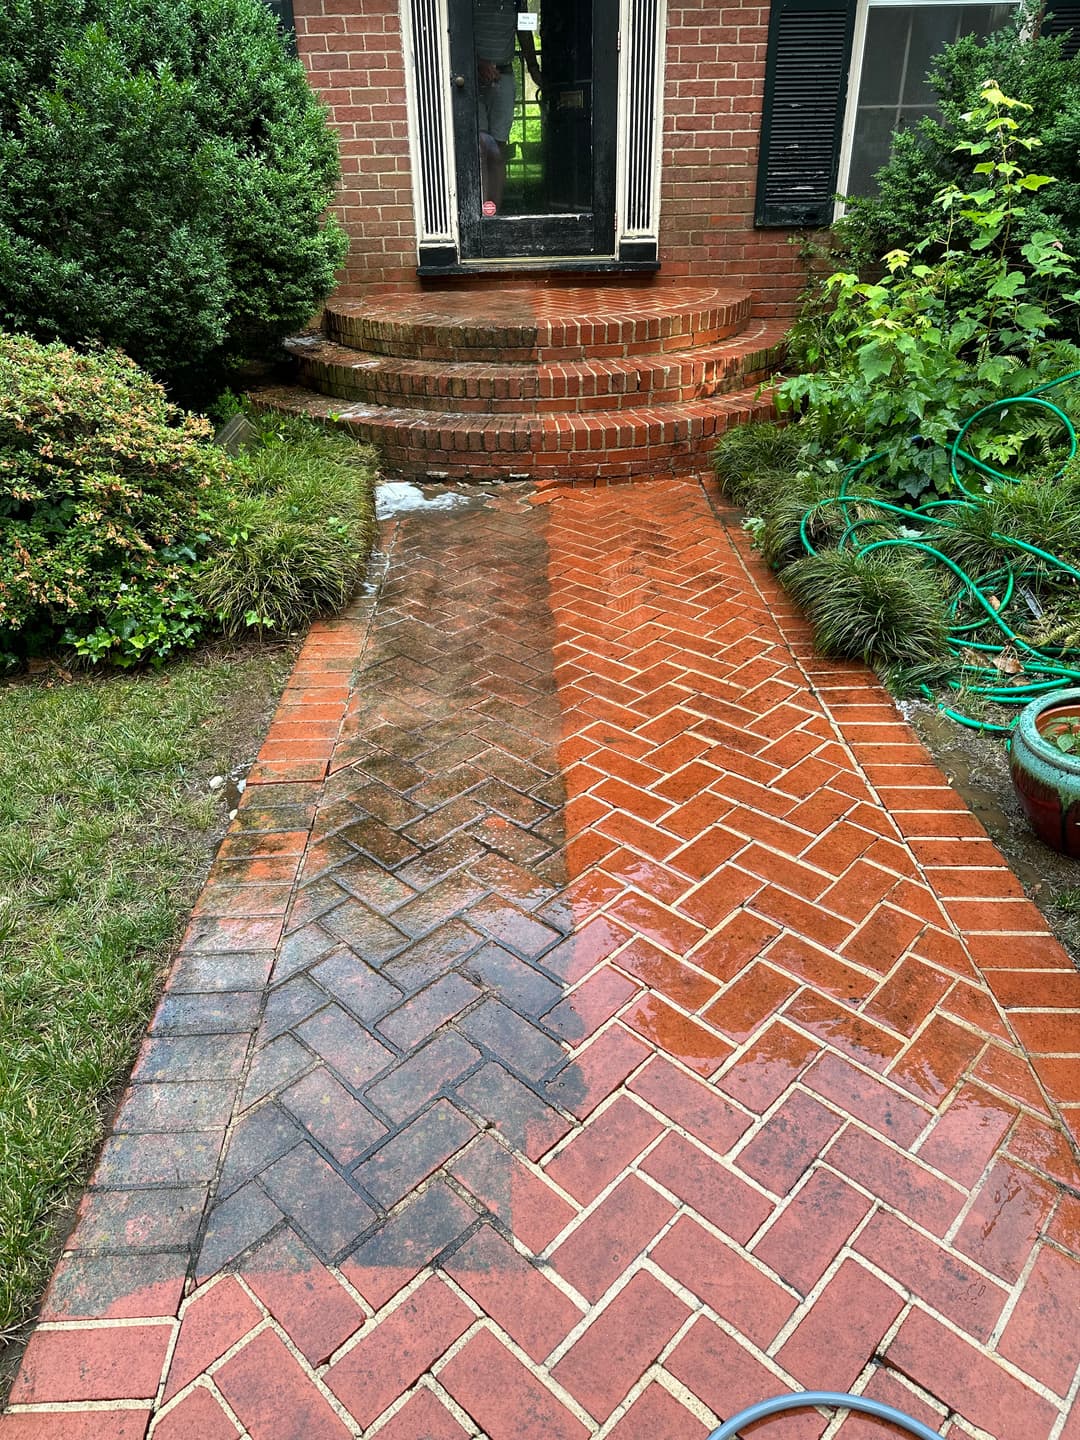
left=449, top=0, right=617, bottom=259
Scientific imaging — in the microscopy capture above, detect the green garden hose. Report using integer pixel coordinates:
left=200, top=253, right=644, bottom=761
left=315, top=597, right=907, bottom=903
left=797, top=370, right=1080, bottom=732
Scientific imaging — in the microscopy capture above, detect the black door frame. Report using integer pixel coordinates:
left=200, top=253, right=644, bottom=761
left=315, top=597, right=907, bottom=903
left=447, top=0, right=619, bottom=261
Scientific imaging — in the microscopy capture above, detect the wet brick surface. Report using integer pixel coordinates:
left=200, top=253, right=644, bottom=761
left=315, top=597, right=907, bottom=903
left=5, top=477, right=1079, bottom=1439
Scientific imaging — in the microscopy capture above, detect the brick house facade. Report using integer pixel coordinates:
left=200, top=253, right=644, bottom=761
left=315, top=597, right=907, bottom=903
left=285, top=0, right=809, bottom=315
left=282, top=0, right=1077, bottom=315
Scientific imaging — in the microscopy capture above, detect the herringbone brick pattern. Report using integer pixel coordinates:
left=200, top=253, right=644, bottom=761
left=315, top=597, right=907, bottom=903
left=5, top=478, right=1078, bottom=1440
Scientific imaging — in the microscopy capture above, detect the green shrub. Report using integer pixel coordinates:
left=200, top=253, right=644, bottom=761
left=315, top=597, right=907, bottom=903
left=0, top=0, right=347, bottom=404
left=0, top=337, right=378, bottom=669
left=0, top=333, right=228, bottom=667
left=784, top=548, right=951, bottom=667
left=781, top=83, right=1080, bottom=504
left=197, top=411, right=378, bottom=635
left=840, top=22, right=1080, bottom=288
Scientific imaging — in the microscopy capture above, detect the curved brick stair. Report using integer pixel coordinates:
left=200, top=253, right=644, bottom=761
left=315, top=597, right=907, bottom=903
left=257, top=281, right=786, bottom=481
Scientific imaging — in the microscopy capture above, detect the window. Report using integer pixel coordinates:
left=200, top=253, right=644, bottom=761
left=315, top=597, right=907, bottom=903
left=837, top=0, right=1018, bottom=199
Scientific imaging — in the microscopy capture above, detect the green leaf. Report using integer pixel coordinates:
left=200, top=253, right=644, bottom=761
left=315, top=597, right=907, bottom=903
left=987, top=270, right=1026, bottom=299
left=1013, top=303, right=1051, bottom=332
left=856, top=344, right=895, bottom=383
left=975, top=356, right=1011, bottom=387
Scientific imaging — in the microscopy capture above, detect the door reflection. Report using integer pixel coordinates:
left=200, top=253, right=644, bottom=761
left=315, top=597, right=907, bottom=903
left=472, top=0, right=594, bottom=217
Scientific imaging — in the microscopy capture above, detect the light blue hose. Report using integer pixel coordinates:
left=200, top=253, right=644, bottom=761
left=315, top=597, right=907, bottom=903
left=706, top=1390, right=944, bottom=1440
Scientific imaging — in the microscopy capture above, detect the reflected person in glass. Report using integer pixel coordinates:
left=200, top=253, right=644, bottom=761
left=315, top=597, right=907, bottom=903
left=474, top=0, right=541, bottom=213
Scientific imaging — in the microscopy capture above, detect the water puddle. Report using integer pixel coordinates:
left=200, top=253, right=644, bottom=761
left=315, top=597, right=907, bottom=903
left=209, top=770, right=247, bottom=817
left=375, top=482, right=472, bottom=520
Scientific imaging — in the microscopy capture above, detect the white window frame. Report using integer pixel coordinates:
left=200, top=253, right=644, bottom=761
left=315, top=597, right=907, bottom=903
left=833, top=0, right=1020, bottom=218
left=615, top=0, right=669, bottom=249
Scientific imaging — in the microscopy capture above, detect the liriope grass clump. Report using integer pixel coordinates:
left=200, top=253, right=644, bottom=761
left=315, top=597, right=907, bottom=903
left=753, top=470, right=898, bottom=572
left=784, top=549, right=952, bottom=669
left=713, top=418, right=955, bottom=687
left=712, top=421, right=805, bottom=510
left=198, top=411, right=377, bottom=636
left=925, top=470, right=1080, bottom=582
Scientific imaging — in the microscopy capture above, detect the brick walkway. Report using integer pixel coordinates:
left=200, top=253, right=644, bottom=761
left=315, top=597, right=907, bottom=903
left=5, top=477, right=1080, bottom=1440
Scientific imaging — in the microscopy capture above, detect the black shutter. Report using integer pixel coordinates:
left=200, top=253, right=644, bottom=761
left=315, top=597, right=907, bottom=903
left=755, top=0, right=857, bottom=227
left=262, top=0, right=297, bottom=53
left=1041, top=1, right=1080, bottom=56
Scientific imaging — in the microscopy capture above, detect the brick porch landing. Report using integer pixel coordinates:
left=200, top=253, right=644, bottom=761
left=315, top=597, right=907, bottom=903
left=4, top=478, right=1079, bottom=1440
left=257, top=280, right=784, bottom=481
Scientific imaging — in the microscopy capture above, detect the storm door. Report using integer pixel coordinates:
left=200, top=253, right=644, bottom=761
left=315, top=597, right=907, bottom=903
left=447, top=0, right=618, bottom=259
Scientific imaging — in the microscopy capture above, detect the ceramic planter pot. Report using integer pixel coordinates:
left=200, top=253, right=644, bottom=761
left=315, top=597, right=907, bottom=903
left=1009, top=688, right=1080, bottom=858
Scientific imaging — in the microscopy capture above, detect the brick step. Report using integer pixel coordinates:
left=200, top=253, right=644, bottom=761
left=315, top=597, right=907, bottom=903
left=323, top=282, right=755, bottom=362
left=286, top=320, right=787, bottom=415
left=251, top=382, right=778, bottom=482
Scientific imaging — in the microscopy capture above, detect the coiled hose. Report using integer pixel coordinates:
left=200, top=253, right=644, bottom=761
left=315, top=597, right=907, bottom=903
left=796, top=370, right=1080, bottom=732
left=706, top=1390, right=944, bottom=1439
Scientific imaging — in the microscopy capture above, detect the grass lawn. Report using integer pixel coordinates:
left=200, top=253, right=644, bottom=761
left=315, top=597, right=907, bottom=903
left=0, top=643, right=295, bottom=1347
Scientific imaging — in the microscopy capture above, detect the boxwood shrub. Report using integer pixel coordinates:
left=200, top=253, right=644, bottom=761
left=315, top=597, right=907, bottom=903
left=0, top=0, right=347, bottom=404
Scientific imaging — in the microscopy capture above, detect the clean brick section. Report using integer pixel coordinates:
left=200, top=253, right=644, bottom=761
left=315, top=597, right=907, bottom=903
left=4, top=477, right=1080, bottom=1440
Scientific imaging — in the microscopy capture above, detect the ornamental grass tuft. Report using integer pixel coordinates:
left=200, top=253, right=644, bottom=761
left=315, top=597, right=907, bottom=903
left=783, top=548, right=952, bottom=668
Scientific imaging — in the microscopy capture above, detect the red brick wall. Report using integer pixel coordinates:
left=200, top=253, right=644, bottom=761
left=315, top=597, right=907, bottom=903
left=293, top=0, right=809, bottom=314
left=659, top=4, right=806, bottom=317
left=294, top=0, right=418, bottom=292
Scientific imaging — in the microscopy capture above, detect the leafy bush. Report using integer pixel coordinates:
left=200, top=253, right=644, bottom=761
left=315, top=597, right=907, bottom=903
left=781, top=83, right=1080, bottom=503
left=0, top=0, right=347, bottom=403
left=0, top=336, right=378, bottom=669
left=754, top=469, right=896, bottom=572
left=714, top=85, right=1080, bottom=712
left=0, top=333, right=228, bottom=667
left=198, top=412, right=377, bottom=635
left=840, top=22, right=1080, bottom=286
